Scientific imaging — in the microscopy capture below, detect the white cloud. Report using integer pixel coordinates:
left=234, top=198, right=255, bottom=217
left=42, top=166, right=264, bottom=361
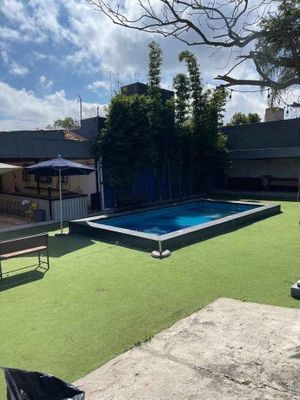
left=1, top=0, right=29, bottom=26
left=63, top=0, right=156, bottom=77
left=0, top=0, right=298, bottom=128
left=225, top=91, right=267, bottom=123
left=27, top=0, right=71, bottom=42
left=0, top=0, right=268, bottom=86
left=0, top=0, right=70, bottom=43
left=0, top=81, right=106, bottom=130
left=0, top=26, right=21, bottom=40
left=0, top=49, right=9, bottom=64
left=9, top=62, right=29, bottom=76
left=60, top=0, right=266, bottom=95
left=87, top=80, right=110, bottom=93
left=39, top=75, right=53, bottom=92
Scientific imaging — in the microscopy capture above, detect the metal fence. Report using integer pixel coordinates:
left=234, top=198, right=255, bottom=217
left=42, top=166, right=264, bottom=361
left=0, top=193, right=88, bottom=221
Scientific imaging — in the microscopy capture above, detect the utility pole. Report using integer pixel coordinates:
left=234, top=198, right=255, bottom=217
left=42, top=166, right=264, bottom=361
left=97, top=157, right=105, bottom=210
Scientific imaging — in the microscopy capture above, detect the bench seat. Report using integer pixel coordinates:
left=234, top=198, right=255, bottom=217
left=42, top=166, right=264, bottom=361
left=269, top=179, right=298, bottom=187
left=0, top=246, right=47, bottom=260
left=0, top=233, right=49, bottom=280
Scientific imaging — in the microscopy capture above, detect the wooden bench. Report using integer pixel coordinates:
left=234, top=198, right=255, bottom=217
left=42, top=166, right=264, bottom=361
left=269, top=178, right=298, bottom=190
left=0, top=233, right=49, bottom=280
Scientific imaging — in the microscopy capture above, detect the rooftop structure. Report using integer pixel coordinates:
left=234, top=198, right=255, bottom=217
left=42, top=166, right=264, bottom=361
left=74, top=116, right=106, bottom=140
left=121, top=82, right=174, bottom=102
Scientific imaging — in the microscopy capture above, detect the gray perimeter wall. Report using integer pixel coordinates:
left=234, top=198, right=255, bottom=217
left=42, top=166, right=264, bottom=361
left=224, top=118, right=300, bottom=181
left=224, top=118, right=300, bottom=151
left=0, top=130, right=93, bottom=160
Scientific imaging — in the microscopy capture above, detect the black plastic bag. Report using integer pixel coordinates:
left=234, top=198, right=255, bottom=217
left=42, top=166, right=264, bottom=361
left=2, top=367, right=85, bottom=400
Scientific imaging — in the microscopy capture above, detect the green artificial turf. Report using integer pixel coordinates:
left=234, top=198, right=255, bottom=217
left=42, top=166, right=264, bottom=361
left=0, top=199, right=299, bottom=396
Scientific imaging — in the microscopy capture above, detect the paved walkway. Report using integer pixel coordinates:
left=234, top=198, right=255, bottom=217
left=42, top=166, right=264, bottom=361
left=75, top=298, right=300, bottom=400
left=0, top=215, right=28, bottom=232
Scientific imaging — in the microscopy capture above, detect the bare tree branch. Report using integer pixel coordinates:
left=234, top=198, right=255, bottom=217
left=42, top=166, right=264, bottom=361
left=88, top=0, right=299, bottom=94
left=88, top=0, right=264, bottom=47
left=216, top=74, right=300, bottom=90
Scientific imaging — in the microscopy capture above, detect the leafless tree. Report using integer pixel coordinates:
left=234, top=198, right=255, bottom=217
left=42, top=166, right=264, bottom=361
left=88, top=0, right=300, bottom=106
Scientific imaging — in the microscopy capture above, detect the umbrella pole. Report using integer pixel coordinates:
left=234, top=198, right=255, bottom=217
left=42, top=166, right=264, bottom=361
left=59, top=169, right=63, bottom=234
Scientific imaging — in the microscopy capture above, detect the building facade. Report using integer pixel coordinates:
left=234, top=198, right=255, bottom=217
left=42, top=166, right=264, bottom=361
left=224, top=117, right=300, bottom=191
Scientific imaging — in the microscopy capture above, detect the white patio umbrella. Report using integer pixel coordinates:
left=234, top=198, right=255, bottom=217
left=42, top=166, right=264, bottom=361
left=0, top=162, right=21, bottom=175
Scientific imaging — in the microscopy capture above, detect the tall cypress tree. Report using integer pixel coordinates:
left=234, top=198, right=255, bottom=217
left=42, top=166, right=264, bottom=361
left=148, top=41, right=162, bottom=99
left=173, top=73, right=191, bottom=195
left=173, top=73, right=190, bottom=128
left=178, top=51, right=204, bottom=193
left=147, top=41, right=168, bottom=199
left=179, top=50, right=203, bottom=133
left=177, top=51, right=227, bottom=193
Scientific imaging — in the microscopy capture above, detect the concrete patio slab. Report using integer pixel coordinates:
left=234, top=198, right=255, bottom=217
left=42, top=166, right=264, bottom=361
left=75, top=298, right=300, bottom=400
left=0, top=215, right=27, bottom=231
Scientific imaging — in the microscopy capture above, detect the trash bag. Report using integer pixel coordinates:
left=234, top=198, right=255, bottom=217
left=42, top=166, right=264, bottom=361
left=2, top=367, right=85, bottom=400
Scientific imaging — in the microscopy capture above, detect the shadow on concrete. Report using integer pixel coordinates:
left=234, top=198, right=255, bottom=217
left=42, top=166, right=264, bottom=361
left=290, top=346, right=300, bottom=359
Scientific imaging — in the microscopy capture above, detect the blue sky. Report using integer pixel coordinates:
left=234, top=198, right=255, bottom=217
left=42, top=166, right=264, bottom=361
left=0, top=0, right=299, bottom=130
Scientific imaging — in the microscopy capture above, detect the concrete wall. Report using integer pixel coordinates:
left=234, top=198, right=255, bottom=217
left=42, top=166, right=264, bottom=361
left=0, top=130, right=93, bottom=159
left=224, top=118, right=300, bottom=186
left=225, top=117, right=300, bottom=151
left=75, top=117, right=106, bottom=139
left=226, top=158, right=300, bottom=179
left=264, top=107, right=284, bottom=122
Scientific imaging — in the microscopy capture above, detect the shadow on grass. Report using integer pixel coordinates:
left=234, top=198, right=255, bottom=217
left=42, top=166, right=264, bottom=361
left=48, top=234, right=95, bottom=258
left=0, top=232, right=95, bottom=259
left=0, top=267, right=47, bottom=292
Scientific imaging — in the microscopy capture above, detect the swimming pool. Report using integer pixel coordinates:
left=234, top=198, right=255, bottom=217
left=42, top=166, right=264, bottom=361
left=97, top=201, right=259, bottom=235
left=69, top=199, right=280, bottom=253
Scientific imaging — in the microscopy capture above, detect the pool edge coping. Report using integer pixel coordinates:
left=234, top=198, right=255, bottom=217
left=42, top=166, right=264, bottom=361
left=69, top=199, right=281, bottom=252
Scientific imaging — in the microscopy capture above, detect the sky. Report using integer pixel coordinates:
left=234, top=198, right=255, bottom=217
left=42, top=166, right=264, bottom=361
left=0, top=0, right=299, bottom=131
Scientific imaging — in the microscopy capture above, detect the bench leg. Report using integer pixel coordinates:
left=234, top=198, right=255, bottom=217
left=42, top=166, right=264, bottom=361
left=46, top=248, right=50, bottom=270
left=0, top=260, right=2, bottom=280
left=38, top=252, right=41, bottom=268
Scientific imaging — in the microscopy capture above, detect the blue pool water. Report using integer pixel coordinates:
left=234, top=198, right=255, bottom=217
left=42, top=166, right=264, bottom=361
left=96, top=201, right=260, bottom=236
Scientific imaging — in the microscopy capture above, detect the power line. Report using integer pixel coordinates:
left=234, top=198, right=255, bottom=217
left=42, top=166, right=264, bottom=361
left=225, top=87, right=299, bottom=112
left=230, top=89, right=268, bottom=93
